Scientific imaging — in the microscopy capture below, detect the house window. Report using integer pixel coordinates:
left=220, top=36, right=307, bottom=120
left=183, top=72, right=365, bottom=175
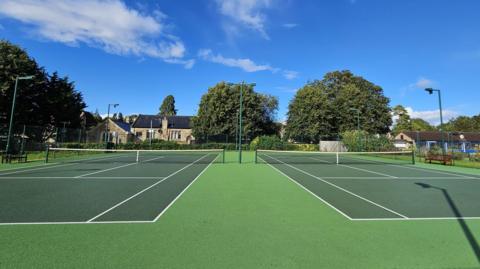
left=400, top=135, right=404, bottom=140
left=136, top=131, right=143, bottom=138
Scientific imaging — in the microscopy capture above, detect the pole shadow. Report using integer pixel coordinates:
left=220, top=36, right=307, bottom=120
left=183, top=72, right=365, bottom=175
left=415, top=182, right=480, bottom=263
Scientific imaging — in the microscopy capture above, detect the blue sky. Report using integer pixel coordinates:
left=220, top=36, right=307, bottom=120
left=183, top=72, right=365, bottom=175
left=0, top=0, right=479, bottom=125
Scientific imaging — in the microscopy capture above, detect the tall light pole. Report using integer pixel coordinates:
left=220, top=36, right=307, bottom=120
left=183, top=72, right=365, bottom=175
left=60, top=121, right=70, bottom=143
left=238, top=82, right=244, bottom=163
left=5, top=75, right=34, bottom=154
left=350, top=108, right=361, bottom=151
left=349, top=108, right=360, bottom=131
left=106, top=103, right=119, bottom=145
left=238, top=82, right=256, bottom=163
left=425, top=88, right=445, bottom=155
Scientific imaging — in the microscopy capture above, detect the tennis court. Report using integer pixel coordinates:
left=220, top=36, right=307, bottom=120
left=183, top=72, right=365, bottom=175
left=0, top=148, right=224, bottom=224
left=257, top=150, right=480, bottom=220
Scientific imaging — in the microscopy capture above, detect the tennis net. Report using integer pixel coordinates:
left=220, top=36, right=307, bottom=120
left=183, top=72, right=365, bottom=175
left=256, top=150, right=415, bottom=165
left=46, top=148, right=225, bottom=164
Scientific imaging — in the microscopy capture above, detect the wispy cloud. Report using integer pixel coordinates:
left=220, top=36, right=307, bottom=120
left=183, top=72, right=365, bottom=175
left=0, top=0, right=194, bottom=68
left=215, top=0, right=271, bottom=39
left=406, top=107, right=459, bottom=126
left=282, top=23, right=298, bottom=29
left=283, top=70, right=299, bottom=80
left=198, top=48, right=299, bottom=80
left=198, top=49, right=275, bottom=72
left=400, top=77, right=436, bottom=97
left=411, top=77, right=435, bottom=89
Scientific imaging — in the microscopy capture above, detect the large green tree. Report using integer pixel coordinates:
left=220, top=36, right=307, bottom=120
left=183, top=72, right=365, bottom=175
left=441, top=115, right=480, bottom=132
left=0, top=40, right=86, bottom=141
left=285, top=70, right=392, bottom=143
left=392, top=105, right=412, bottom=134
left=411, top=118, right=435, bottom=131
left=192, top=82, right=278, bottom=141
left=159, top=95, right=177, bottom=116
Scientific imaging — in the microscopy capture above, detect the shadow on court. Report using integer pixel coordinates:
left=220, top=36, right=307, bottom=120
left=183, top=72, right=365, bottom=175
left=415, top=182, right=480, bottom=264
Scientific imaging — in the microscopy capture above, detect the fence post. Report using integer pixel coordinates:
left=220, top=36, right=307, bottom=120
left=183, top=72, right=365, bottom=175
left=45, top=145, right=49, bottom=163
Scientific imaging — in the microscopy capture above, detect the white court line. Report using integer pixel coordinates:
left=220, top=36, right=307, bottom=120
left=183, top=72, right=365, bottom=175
left=0, top=154, right=133, bottom=176
left=0, top=162, right=57, bottom=172
left=321, top=176, right=480, bottom=180
left=352, top=216, right=480, bottom=221
left=350, top=157, right=479, bottom=179
left=86, top=154, right=211, bottom=222
left=0, top=176, right=165, bottom=179
left=264, top=154, right=409, bottom=219
left=261, top=157, right=353, bottom=220
left=309, top=157, right=398, bottom=178
left=152, top=154, right=219, bottom=222
left=74, top=156, right=164, bottom=178
left=0, top=220, right=154, bottom=226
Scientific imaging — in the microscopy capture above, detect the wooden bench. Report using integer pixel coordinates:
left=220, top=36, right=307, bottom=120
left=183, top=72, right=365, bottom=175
left=424, top=154, right=453, bottom=165
left=1, top=153, right=28, bottom=164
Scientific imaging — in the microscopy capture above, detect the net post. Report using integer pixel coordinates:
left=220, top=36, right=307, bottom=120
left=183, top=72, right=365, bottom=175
left=411, top=150, right=416, bottom=165
left=336, top=151, right=339, bottom=164
left=254, top=149, right=257, bottom=164
left=45, top=145, right=50, bottom=163
left=222, top=148, right=225, bottom=163
left=136, top=150, right=140, bottom=163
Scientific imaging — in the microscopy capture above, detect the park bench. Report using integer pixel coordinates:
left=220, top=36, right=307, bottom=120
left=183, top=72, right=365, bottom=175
left=424, top=153, right=452, bottom=165
left=1, top=152, right=28, bottom=164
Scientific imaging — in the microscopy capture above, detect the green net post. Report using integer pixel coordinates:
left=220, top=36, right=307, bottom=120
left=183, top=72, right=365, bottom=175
left=222, top=148, right=225, bottom=163
left=412, top=150, right=416, bottom=165
left=45, top=145, right=49, bottom=163
left=254, top=149, right=257, bottom=164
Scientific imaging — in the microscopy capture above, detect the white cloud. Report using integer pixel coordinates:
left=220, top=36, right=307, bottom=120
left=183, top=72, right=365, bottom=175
left=412, top=77, right=435, bottom=89
left=215, top=0, right=271, bottom=39
left=406, top=107, right=459, bottom=126
left=198, top=49, right=275, bottom=72
left=0, top=0, right=193, bottom=68
left=198, top=49, right=299, bottom=79
left=283, top=70, right=298, bottom=80
left=282, top=23, right=298, bottom=29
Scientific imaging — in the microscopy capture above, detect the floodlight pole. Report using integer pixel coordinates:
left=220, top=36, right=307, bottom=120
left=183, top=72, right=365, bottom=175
left=425, top=88, right=445, bottom=155
left=350, top=108, right=361, bottom=151
left=238, top=82, right=244, bottom=163
left=106, top=103, right=119, bottom=145
left=60, top=121, right=70, bottom=143
left=5, top=75, right=34, bottom=154
left=350, top=108, right=360, bottom=131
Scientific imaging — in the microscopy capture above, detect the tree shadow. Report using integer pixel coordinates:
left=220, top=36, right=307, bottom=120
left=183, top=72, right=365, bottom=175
left=415, top=182, right=480, bottom=263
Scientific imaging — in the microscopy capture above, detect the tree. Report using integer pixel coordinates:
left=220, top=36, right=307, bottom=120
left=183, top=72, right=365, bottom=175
left=159, top=95, right=177, bottom=116
left=392, top=105, right=412, bottom=134
left=192, top=82, right=278, bottom=141
left=443, top=116, right=478, bottom=132
left=93, top=109, right=103, bottom=122
left=117, top=112, right=124, bottom=122
left=285, top=70, right=392, bottom=143
left=0, top=40, right=86, bottom=142
left=411, top=118, right=435, bottom=131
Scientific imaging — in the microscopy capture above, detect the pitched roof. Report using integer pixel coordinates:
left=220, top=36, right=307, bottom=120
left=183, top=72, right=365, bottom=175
left=114, top=120, right=131, bottom=132
left=132, top=114, right=193, bottom=129
left=132, top=115, right=162, bottom=128
left=166, top=116, right=192, bottom=129
left=400, top=131, right=480, bottom=142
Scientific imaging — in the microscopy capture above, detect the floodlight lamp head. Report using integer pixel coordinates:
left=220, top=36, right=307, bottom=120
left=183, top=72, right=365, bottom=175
left=19, top=75, right=35, bottom=80
left=425, top=88, right=434, bottom=94
left=113, top=104, right=119, bottom=108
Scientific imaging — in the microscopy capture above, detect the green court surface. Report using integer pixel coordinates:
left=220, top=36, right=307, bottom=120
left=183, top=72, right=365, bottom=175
left=1, top=151, right=480, bottom=268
